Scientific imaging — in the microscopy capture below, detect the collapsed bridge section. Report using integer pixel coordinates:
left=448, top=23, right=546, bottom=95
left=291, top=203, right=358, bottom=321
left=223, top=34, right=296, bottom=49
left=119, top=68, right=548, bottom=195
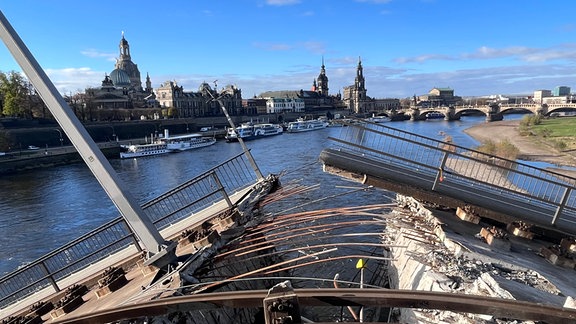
left=320, top=119, right=576, bottom=237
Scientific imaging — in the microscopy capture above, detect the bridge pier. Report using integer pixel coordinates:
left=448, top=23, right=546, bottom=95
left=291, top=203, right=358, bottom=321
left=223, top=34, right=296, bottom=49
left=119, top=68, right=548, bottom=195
left=444, top=106, right=460, bottom=121
left=486, top=112, right=503, bottom=122
left=536, top=104, right=548, bottom=116
left=409, top=107, right=423, bottom=121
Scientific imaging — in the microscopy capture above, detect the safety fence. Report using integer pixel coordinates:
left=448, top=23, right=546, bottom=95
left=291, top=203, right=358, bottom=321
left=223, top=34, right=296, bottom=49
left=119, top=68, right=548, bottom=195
left=0, top=151, right=259, bottom=310
left=324, top=119, right=576, bottom=234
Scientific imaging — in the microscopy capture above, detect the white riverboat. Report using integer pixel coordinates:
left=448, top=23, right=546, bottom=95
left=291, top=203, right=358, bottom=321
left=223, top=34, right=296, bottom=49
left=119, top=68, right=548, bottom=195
left=226, top=122, right=283, bottom=142
left=120, top=142, right=169, bottom=159
left=286, top=118, right=329, bottom=133
left=159, top=130, right=216, bottom=152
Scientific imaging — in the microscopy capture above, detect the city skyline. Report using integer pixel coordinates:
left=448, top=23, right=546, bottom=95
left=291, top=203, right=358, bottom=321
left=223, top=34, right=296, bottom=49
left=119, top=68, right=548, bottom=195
left=1, top=1, right=576, bottom=99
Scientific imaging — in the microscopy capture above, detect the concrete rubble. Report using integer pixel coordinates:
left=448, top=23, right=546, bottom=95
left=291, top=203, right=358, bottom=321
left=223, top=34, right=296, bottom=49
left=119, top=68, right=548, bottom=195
left=385, top=194, right=576, bottom=324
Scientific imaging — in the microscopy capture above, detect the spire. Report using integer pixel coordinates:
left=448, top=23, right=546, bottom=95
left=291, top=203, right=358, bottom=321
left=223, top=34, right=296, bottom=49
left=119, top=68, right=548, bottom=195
left=119, top=31, right=130, bottom=60
left=317, top=56, right=328, bottom=96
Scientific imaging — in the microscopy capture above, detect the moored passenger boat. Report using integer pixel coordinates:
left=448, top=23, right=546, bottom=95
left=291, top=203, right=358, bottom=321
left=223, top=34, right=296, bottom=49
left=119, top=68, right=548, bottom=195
left=286, top=118, right=329, bottom=133
left=158, top=129, right=216, bottom=151
left=426, top=111, right=445, bottom=119
left=120, top=142, right=169, bottom=159
left=226, top=122, right=283, bottom=142
left=367, top=115, right=390, bottom=123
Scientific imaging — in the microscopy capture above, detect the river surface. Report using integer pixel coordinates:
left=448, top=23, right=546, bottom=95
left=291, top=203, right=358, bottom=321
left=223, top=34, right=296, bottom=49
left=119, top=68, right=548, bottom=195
left=0, top=115, right=524, bottom=275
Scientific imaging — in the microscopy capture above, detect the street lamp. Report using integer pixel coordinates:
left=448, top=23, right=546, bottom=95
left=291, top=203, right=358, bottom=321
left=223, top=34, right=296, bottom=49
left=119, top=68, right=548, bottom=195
left=54, top=129, right=63, bottom=146
left=109, top=125, right=117, bottom=142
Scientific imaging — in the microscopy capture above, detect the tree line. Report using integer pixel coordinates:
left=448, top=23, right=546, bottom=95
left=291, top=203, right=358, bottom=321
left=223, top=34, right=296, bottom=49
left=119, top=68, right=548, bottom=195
left=0, top=70, right=48, bottom=119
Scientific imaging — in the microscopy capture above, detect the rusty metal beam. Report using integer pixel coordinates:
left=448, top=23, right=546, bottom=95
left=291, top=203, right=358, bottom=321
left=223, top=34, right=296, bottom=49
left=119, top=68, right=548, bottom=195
left=54, top=288, right=576, bottom=324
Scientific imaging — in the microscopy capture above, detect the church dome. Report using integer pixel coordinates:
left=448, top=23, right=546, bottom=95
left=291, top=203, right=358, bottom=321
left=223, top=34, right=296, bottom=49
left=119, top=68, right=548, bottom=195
left=110, top=68, right=131, bottom=88
left=198, top=82, right=211, bottom=92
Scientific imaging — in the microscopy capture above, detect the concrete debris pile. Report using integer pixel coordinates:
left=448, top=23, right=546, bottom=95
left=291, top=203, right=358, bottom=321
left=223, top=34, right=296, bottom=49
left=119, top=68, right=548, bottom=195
left=385, top=194, right=566, bottom=323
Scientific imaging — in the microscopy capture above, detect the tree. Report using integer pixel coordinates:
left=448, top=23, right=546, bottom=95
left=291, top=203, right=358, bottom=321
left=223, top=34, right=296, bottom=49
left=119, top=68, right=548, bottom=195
left=0, top=130, right=11, bottom=151
left=0, top=71, right=29, bottom=118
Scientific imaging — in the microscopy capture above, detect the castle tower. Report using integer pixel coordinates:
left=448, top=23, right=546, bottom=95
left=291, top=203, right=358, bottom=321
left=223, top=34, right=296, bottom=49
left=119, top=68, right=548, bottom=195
left=316, top=57, right=329, bottom=96
left=114, top=32, right=143, bottom=91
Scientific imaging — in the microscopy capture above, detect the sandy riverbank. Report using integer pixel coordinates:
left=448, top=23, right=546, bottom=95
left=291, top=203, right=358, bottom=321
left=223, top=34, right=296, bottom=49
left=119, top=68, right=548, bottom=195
left=464, top=119, right=576, bottom=178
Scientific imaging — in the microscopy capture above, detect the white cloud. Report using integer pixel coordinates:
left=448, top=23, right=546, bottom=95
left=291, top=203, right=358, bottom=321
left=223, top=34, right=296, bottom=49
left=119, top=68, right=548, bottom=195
left=45, top=67, right=104, bottom=93
left=266, top=0, right=301, bottom=6
left=253, top=42, right=293, bottom=51
left=80, top=49, right=116, bottom=62
left=355, top=0, right=392, bottom=3
left=395, top=44, right=576, bottom=64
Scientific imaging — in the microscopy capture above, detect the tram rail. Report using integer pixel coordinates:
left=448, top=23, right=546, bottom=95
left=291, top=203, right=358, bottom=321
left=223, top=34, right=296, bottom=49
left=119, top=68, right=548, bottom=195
left=53, top=288, right=576, bottom=323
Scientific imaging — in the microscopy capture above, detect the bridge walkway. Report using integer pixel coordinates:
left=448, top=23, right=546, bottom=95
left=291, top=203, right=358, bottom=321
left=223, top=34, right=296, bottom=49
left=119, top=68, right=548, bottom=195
left=320, top=119, right=576, bottom=237
left=0, top=151, right=263, bottom=319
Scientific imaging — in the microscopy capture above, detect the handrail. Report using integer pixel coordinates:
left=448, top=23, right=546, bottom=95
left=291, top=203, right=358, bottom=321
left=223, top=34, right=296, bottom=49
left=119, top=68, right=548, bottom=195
left=324, top=119, right=576, bottom=233
left=0, top=152, right=259, bottom=310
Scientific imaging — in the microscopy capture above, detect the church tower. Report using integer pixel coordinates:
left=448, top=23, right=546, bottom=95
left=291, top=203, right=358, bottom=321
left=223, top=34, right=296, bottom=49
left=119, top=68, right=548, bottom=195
left=145, top=72, right=153, bottom=93
left=114, top=32, right=143, bottom=91
left=353, top=57, right=367, bottom=113
left=316, top=57, right=329, bottom=96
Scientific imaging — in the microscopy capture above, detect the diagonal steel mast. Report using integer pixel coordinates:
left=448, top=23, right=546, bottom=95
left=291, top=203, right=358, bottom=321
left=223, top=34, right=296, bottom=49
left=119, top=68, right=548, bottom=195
left=0, top=10, right=175, bottom=267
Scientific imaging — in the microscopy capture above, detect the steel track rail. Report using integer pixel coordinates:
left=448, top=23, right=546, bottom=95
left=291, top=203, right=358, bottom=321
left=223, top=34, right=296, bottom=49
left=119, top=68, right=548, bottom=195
left=54, top=288, right=576, bottom=323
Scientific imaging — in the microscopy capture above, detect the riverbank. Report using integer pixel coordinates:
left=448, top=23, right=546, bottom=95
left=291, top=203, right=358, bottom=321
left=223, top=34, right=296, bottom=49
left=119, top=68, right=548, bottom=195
left=464, top=119, right=576, bottom=178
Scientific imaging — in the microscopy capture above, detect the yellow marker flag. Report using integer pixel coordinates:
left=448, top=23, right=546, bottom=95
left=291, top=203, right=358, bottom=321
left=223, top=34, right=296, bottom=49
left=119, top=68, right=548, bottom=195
left=356, top=259, right=365, bottom=269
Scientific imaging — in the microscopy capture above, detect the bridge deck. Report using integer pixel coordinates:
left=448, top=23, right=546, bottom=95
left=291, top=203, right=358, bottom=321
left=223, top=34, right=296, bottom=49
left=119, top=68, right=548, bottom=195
left=320, top=119, right=576, bottom=237
left=0, top=185, right=257, bottom=320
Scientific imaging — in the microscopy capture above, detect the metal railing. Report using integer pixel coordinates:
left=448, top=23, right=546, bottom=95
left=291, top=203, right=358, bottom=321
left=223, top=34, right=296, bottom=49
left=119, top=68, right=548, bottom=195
left=325, top=119, right=576, bottom=234
left=0, top=151, right=259, bottom=310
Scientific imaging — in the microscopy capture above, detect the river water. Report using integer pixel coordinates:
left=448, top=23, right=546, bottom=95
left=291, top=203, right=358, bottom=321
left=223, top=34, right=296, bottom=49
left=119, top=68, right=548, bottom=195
left=0, top=115, right=523, bottom=275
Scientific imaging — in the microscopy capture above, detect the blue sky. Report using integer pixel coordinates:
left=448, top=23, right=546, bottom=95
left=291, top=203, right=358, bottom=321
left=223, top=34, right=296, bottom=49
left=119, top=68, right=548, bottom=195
left=1, top=0, right=576, bottom=99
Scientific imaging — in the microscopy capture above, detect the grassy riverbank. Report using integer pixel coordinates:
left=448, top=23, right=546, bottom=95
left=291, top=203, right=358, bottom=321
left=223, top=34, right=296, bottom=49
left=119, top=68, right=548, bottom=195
left=521, top=115, right=576, bottom=151
left=464, top=116, right=576, bottom=177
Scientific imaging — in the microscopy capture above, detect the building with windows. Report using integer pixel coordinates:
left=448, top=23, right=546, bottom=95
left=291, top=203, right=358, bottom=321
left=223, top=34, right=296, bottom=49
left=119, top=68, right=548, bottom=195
left=416, top=87, right=461, bottom=107
left=155, top=81, right=243, bottom=118
left=533, top=90, right=553, bottom=103
left=553, top=86, right=571, bottom=97
left=258, top=58, right=343, bottom=112
left=265, top=97, right=305, bottom=113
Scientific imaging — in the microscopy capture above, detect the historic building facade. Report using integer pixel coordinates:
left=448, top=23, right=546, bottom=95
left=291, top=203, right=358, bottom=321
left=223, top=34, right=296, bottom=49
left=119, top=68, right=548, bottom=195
left=416, top=87, right=461, bottom=107
left=257, top=58, right=342, bottom=112
left=155, top=81, right=243, bottom=118
left=265, top=97, right=305, bottom=113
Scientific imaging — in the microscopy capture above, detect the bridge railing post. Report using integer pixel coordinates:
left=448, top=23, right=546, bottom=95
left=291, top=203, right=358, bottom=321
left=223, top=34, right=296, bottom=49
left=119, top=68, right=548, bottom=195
left=432, top=151, right=449, bottom=191
left=39, top=261, right=60, bottom=293
left=211, top=171, right=233, bottom=208
left=551, top=186, right=572, bottom=226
